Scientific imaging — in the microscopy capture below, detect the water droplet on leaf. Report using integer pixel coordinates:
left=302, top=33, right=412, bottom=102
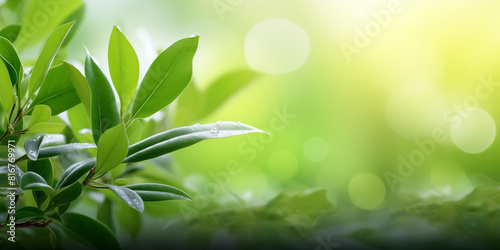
left=210, top=128, right=219, bottom=135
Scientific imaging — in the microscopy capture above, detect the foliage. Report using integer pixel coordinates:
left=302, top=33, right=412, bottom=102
left=0, top=20, right=267, bottom=249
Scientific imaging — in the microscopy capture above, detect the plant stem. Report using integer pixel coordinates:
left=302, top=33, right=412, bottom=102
left=15, top=155, right=28, bottom=163
left=0, top=220, right=52, bottom=229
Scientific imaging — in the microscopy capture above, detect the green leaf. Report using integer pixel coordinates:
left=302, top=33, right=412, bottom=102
left=0, top=164, right=24, bottom=185
left=26, top=105, right=51, bottom=129
left=0, top=36, right=22, bottom=85
left=47, top=181, right=82, bottom=211
left=0, top=24, right=22, bottom=43
left=104, top=184, right=144, bottom=213
left=20, top=172, right=54, bottom=193
left=126, top=183, right=191, bottom=201
left=24, top=134, right=96, bottom=161
left=108, top=26, right=139, bottom=117
left=124, top=121, right=267, bottom=163
left=30, top=64, right=80, bottom=115
left=16, top=0, right=82, bottom=50
left=27, top=159, right=53, bottom=185
left=65, top=62, right=90, bottom=115
left=115, top=202, right=141, bottom=238
left=84, top=48, right=120, bottom=144
left=129, top=35, right=199, bottom=120
left=56, top=158, right=96, bottom=189
left=0, top=59, right=14, bottom=121
left=28, top=21, right=75, bottom=100
left=59, top=212, right=121, bottom=250
left=27, top=159, right=53, bottom=207
left=97, top=198, right=115, bottom=232
left=198, top=70, right=259, bottom=119
left=94, top=123, right=128, bottom=176
left=25, top=122, right=66, bottom=134
left=15, top=206, right=43, bottom=223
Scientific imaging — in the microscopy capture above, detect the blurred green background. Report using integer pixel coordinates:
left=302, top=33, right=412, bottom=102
left=3, top=0, right=500, bottom=248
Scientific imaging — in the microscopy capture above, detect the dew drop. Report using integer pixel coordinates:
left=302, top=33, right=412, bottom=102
left=216, top=120, right=223, bottom=124
left=236, top=121, right=242, bottom=125
left=193, top=123, right=200, bottom=126
left=47, top=135, right=52, bottom=139
left=210, top=128, right=219, bottom=135
left=29, top=150, right=36, bottom=156
left=133, top=199, right=139, bottom=204
left=128, top=201, right=132, bottom=205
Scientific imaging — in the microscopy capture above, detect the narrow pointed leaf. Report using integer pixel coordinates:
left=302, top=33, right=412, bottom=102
left=24, top=134, right=95, bottom=161
left=108, top=26, right=139, bottom=117
left=0, top=60, right=14, bottom=121
left=94, top=123, right=128, bottom=176
left=28, top=21, right=75, bottom=99
left=20, top=172, right=54, bottom=193
left=56, top=158, right=96, bottom=189
left=30, top=64, right=80, bottom=115
left=0, top=24, right=22, bottom=43
left=65, top=62, right=90, bottom=115
left=104, top=184, right=144, bottom=212
left=126, top=183, right=191, bottom=201
left=0, top=36, right=22, bottom=85
left=47, top=181, right=82, bottom=211
left=85, top=49, right=120, bottom=144
left=124, top=121, right=266, bottom=163
left=129, top=36, right=199, bottom=120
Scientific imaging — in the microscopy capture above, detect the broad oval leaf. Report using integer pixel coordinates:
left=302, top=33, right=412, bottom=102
left=27, top=159, right=53, bottom=186
left=20, top=172, right=54, bottom=193
left=30, top=64, right=80, bottom=115
left=124, top=121, right=267, bottom=163
left=0, top=59, right=14, bottom=121
left=59, top=212, right=121, bottom=250
left=24, top=134, right=96, bottom=161
left=28, top=21, right=75, bottom=99
left=85, top=49, right=120, bottom=144
left=26, top=122, right=66, bottom=135
left=129, top=35, right=199, bottom=120
left=15, top=206, right=44, bottom=222
left=0, top=24, right=22, bottom=43
left=94, top=123, right=128, bottom=177
left=126, top=183, right=191, bottom=201
left=47, top=181, right=82, bottom=211
left=108, top=26, right=139, bottom=117
left=0, top=36, right=22, bottom=85
left=56, top=157, right=96, bottom=189
left=26, top=105, right=51, bottom=129
left=104, top=184, right=144, bottom=213
left=65, top=62, right=90, bottom=115
left=27, top=158, right=54, bottom=207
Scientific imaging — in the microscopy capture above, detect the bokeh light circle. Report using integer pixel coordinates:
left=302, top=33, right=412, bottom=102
left=268, top=150, right=299, bottom=178
left=244, top=18, right=310, bottom=75
left=450, top=108, right=496, bottom=154
left=348, top=173, right=386, bottom=210
left=303, top=137, right=329, bottom=162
